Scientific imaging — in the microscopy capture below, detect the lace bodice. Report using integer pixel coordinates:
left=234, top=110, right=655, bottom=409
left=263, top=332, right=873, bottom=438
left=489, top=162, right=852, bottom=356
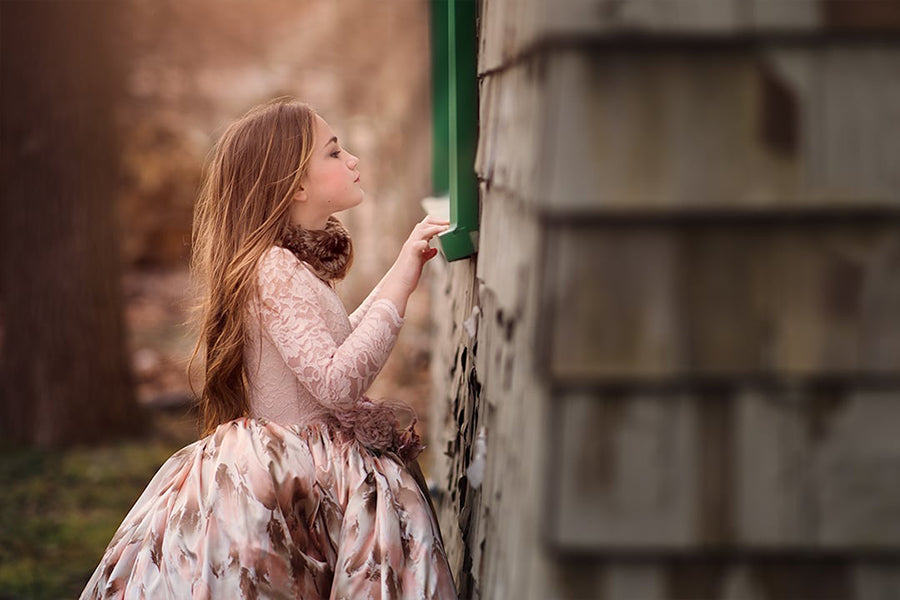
left=244, top=246, right=404, bottom=428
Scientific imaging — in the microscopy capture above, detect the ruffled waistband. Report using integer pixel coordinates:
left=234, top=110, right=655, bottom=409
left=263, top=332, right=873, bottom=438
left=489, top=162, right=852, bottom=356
left=227, top=409, right=424, bottom=463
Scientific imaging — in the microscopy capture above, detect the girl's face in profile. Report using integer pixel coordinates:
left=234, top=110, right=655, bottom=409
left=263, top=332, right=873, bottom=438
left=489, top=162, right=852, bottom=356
left=298, top=114, right=364, bottom=219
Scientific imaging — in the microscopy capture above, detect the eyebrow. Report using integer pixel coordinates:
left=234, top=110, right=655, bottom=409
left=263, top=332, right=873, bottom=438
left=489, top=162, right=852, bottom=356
left=322, top=136, right=338, bottom=149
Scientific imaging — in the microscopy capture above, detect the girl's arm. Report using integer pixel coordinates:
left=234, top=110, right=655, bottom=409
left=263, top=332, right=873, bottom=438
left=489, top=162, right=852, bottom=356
left=257, top=247, right=403, bottom=411
left=349, top=215, right=448, bottom=327
left=348, top=276, right=388, bottom=330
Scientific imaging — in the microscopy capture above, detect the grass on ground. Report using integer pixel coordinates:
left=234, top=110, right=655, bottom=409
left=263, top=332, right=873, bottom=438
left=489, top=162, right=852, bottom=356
left=0, top=411, right=196, bottom=600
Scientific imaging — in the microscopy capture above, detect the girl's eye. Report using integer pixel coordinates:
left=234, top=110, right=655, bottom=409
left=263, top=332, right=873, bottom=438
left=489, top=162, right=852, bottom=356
left=330, top=149, right=341, bottom=158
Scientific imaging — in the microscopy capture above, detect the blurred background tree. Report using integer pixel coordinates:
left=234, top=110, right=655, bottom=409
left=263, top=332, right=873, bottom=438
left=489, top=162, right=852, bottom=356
left=0, top=0, right=142, bottom=446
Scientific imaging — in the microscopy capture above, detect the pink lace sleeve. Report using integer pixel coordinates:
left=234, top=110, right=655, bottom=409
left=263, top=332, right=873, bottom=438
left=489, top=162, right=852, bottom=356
left=256, top=247, right=404, bottom=411
left=348, top=281, right=384, bottom=330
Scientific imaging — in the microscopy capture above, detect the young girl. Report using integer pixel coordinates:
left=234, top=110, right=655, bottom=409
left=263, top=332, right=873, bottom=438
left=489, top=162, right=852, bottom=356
left=81, top=98, right=458, bottom=599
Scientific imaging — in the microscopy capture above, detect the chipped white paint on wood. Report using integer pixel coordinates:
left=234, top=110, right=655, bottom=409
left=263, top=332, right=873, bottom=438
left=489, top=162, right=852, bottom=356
left=429, top=188, right=553, bottom=599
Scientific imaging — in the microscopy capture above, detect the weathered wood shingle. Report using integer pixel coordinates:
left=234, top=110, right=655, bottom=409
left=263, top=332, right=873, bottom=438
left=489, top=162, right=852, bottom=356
left=432, top=0, right=900, bottom=598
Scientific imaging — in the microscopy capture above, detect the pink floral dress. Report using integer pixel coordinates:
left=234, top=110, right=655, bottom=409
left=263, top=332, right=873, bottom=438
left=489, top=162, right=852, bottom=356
left=80, top=247, right=458, bottom=599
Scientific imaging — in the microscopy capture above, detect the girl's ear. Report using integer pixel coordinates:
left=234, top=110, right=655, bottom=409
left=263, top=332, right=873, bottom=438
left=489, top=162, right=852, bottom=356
left=294, top=170, right=308, bottom=201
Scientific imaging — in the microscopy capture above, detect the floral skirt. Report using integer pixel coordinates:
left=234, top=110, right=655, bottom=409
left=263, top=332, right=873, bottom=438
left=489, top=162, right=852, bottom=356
left=80, top=418, right=457, bottom=599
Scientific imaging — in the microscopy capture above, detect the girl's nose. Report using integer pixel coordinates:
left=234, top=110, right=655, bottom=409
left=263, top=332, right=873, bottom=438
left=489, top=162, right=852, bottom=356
left=347, top=153, right=359, bottom=169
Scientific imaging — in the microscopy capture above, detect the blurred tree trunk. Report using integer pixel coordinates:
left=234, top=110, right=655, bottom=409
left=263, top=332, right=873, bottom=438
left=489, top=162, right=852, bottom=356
left=0, top=1, right=143, bottom=446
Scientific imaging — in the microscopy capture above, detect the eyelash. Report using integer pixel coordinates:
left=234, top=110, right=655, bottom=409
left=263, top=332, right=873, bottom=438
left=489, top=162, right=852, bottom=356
left=330, top=149, right=341, bottom=158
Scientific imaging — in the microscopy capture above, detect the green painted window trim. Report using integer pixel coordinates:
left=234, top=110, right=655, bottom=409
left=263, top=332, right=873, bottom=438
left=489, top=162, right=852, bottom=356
left=430, top=0, right=479, bottom=262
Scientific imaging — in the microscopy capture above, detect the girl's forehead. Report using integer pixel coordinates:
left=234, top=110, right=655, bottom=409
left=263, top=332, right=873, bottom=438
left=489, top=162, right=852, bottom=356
left=314, top=115, right=334, bottom=139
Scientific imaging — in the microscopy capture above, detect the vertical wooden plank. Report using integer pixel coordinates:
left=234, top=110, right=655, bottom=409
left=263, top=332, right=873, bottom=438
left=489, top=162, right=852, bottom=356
left=552, top=391, right=698, bottom=548
left=735, top=388, right=814, bottom=545
left=548, top=228, right=683, bottom=378
left=750, top=0, right=821, bottom=30
left=682, top=230, right=769, bottom=373
left=814, top=391, right=900, bottom=547
left=807, top=48, right=900, bottom=206
left=604, top=564, right=666, bottom=600
left=696, top=390, right=737, bottom=544
left=853, top=565, right=900, bottom=600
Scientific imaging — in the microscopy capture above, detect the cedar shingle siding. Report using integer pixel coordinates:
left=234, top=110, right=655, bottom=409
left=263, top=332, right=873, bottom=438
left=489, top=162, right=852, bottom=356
left=429, top=1, right=900, bottom=598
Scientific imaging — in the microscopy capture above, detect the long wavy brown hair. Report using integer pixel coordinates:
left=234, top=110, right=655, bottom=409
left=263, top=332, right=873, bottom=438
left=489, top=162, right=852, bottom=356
left=188, top=97, right=317, bottom=436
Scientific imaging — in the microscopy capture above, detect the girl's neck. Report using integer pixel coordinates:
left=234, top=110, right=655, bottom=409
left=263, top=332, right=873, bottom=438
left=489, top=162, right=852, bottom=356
left=288, top=204, right=331, bottom=231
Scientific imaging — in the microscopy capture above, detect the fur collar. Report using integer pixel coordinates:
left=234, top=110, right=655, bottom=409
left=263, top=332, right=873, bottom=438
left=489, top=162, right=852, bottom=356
left=280, top=216, right=353, bottom=283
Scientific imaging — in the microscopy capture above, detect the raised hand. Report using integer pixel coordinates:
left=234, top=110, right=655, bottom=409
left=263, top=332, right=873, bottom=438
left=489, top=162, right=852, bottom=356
left=377, top=215, right=450, bottom=316
left=394, top=216, right=449, bottom=294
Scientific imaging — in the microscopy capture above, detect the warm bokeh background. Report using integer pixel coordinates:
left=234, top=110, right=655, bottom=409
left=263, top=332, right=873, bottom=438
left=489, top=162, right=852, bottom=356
left=0, top=1, right=437, bottom=596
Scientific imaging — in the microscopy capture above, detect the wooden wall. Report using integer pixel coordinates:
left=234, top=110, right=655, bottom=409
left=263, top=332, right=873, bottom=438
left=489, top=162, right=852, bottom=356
left=430, top=1, right=900, bottom=598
